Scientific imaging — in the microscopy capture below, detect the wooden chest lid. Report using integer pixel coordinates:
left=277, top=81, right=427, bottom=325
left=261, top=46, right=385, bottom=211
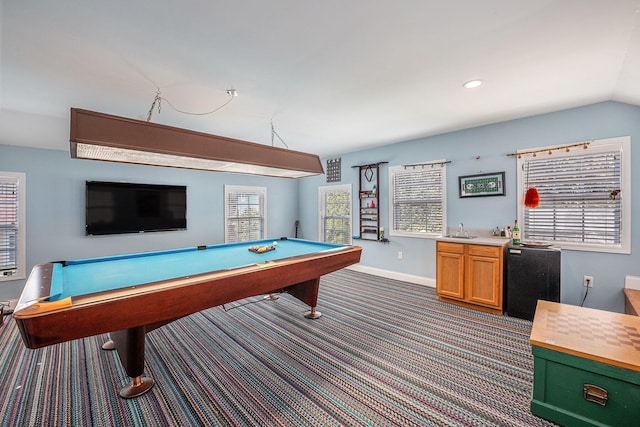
left=530, top=300, right=640, bottom=372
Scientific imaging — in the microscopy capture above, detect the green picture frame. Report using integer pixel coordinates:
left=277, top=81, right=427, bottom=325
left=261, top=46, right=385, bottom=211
left=459, top=171, right=505, bottom=198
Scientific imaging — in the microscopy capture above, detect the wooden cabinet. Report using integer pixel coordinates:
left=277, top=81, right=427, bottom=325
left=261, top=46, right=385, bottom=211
left=436, top=241, right=505, bottom=314
left=436, top=242, right=465, bottom=299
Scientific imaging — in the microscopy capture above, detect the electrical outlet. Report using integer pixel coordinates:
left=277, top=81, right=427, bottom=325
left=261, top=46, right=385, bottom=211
left=397, top=251, right=403, bottom=260
left=583, top=276, right=594, bottom=288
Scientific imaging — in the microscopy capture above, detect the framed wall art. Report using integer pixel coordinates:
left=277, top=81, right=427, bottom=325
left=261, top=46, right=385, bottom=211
left=459, top=172, right=505, bottom=198
left=326, top=157, right=341, bottom=182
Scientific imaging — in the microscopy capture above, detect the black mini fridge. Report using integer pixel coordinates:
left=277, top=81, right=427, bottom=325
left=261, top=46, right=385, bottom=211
left=506, top=245, right=561, bottom=320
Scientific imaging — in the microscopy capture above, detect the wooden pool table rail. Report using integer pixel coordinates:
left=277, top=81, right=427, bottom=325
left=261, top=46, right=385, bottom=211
left=14, top=246, right=361, bottom=348
left=14, top=244, right=361, bottom=398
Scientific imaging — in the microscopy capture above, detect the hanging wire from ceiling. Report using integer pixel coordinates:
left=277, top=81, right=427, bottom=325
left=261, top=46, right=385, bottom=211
left=144, top=88, right=294, bottom=151
left=506, top=141, right=590, bottom=158
left=146, top=88, right=162, bottom=121
left=271, top=120, right=289, bottom=149
left=145, top=88, right=237, bottom=122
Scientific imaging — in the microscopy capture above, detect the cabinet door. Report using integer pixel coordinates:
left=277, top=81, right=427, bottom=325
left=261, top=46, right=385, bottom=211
left=466, top=254, right=501, bottom=308
left=436, top=251, right=465, bottom=299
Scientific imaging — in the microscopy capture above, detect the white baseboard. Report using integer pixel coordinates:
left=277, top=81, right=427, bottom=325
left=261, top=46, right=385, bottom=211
left=346, top=264, right=435, bottom=288
left=625, top=275, right=640, bottom=291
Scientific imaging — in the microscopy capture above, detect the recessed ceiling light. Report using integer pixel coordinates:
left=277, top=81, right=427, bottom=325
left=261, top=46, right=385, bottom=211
left=463, top=80, right=483, bottom=89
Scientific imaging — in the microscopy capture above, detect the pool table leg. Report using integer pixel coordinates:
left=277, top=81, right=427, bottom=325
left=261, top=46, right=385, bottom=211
left=287, top=277, right=322, bottom=319
left=119, top=375, right=154, bottom=399
left=304, top=306, right=322, bottom=319
left=103, top=326, right=155, bottom=398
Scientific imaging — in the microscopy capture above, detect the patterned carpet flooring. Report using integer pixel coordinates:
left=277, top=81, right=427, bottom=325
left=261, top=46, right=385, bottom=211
left=0, top=270, right=557, bottom=426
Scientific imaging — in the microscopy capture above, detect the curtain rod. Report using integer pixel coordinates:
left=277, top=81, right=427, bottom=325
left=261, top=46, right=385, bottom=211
left=351, top=161, right=389, bottom=168
left=506, top=141, right=590, bottom=158
left=402, top=160, right=451, bottom=169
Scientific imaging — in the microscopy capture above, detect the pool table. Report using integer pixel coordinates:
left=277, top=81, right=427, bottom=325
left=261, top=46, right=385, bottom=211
left=14, top=238, right=361, bottom=398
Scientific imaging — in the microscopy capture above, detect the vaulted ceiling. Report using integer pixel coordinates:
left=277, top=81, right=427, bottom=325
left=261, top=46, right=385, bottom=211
left=2, top=1, right=639, bottom=157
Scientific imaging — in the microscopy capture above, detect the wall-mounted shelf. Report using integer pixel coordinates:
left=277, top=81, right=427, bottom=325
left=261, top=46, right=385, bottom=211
left=352, top=162, right=388, bottom=242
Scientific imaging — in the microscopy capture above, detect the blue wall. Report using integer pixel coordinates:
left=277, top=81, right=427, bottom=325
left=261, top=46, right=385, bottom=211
left=2, top=101, right=639, bottom=313
left=0, top=145, right=299, bottom=300
left=299, top=101, right=640, bottom=313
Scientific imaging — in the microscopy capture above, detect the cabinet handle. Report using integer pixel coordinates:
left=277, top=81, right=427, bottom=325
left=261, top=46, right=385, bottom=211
left=583, top=384, right=608, bottom=406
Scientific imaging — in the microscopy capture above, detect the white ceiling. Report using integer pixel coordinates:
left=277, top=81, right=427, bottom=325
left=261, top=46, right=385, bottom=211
left=2, top=0, right=640, bottom=158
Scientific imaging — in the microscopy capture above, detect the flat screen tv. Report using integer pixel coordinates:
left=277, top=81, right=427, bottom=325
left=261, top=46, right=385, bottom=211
left=86, top=181, right=187, bottom=235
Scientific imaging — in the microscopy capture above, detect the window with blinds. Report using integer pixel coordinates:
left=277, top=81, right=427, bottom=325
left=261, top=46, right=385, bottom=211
left=518, top=137, right=630, bottom=253
left=224, top=185, right=266, bottom=243
left=1, top=172, right=25, bottom=281
left=319, top=185, right=351, bottom=244
left=389, top=163, right=446, bottom=237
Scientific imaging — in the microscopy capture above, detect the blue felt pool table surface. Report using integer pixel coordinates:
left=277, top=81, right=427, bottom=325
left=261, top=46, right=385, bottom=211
left=49, top=238, right=342, bottom=301
left=15, top=237, right=361, bottom=399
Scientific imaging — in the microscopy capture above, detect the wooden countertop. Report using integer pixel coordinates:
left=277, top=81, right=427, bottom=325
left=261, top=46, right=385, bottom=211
left=436, top=236, right=511, bottom=247
left=530, top=300, right=640, bottom=372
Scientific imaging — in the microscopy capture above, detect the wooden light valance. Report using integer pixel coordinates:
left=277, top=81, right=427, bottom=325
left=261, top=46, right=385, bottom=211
left=69, top=108, right=324, bottom=178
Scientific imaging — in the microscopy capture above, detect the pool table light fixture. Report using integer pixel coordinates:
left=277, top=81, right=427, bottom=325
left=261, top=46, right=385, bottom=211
left=69, top=108, right=324, bottom=178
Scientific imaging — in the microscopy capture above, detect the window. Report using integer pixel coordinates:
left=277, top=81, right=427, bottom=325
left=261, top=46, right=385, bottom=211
left=319, top=185, right=351, bottom=244
left=389, top=162, right=446, bottom=238
left=1, top=172, right=26, bottom=281
left=224, top=185, right=266, bottom=242
left=517, top=137, right=630, bottom=253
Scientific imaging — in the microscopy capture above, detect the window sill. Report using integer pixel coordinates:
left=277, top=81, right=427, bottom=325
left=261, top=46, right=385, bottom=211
left=352, top=237, right=390, bottom=244
left=388, top=232, right=441, bottom=240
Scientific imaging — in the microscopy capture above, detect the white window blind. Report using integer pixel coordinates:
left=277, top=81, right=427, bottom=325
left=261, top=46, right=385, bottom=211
left=390, top=163, right=446, bottom=237
left=224, top=185, right=266, bottom=242
left=319, top=185, right=351, bottom=244
left=519, top=137, right=629, bottom=252
left=0, top=173, right=25, bottom=280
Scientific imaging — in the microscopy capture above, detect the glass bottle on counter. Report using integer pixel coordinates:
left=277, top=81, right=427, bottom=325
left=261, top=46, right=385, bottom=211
left=512, top=220, right=521, bottom=245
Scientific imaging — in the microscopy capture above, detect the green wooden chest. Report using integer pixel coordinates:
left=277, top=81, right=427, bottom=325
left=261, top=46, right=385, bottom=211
left=530, top=301, right=640, bottom=426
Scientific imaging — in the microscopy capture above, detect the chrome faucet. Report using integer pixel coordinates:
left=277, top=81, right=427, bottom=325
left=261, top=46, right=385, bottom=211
left=456, top=223, right=469, bottom=238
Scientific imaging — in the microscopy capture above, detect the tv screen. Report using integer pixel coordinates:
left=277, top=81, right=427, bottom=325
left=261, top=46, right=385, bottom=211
left=86, top=181, right=187, bottom=235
